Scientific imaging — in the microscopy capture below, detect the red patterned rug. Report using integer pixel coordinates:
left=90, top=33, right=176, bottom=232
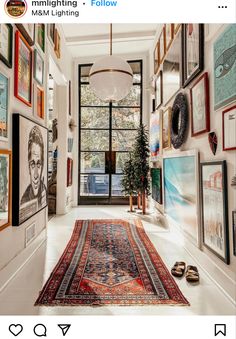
left=35, top=219, right=189, bottom=306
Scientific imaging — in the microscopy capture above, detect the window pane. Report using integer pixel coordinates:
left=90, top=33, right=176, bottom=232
left=81, top=84, right=109, bottom=106
left=112, top=130, right=136, bottom=151
left=80, top=65, right=92, bottom=82
left=114, top=86, right=141, bottom=107
left=111, top=175, right=124, bottom=196
left=133, top=73, right=141, bottom=84
left=81, top=130, right=109, bottom=151
left=112, top=108, right=140, bottom=129
left=81, top=152, right=105, bottom=173
left=116, top=152, right=129, bottom=173
left=81, top=107, right=109, bottom=128
left=80, top=174, right=109, bottom=196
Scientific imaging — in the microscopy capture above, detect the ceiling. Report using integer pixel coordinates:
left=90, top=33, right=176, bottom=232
left=61, top=24, right=158, bottom=58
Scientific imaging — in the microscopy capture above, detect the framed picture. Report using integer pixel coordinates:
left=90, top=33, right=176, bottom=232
left=155, top=71, right=163, bottom=110
left=162, top=107, right=171, bottom=149
left=233, top=211, right=236, bottom=256
left=214, top=24, right=236, bottom=110
left=34, top=49, right=44, bottom=86
left=163, top=29, right=181, bottom=105
left=158, top=26, right=166, bottom=64
left=190, top=72, right=210, bottom=137
left=182, top=24, right=204, bottom=88
left=0, top=24, right=13, bottom=68
left=163, top=150, right=200, bottom=244
left=222, top=105, right=236, bottom=151
left=47, top=24, right=55, bottom=46
left=35, top=24, right=45, bottom=53
left=174, top=24, right=181, bottom=35
left=0, top=150, right=12, bottom=232
left=150, top=110, right=161, bottom=160
left=15, top=24, right=35, bottom=46
left=200, top=161, right=229, bottom=264
left=69, top=80, right=72, bottom=116
left=37, top=87, right=44, bottom=119
left=14, top=31, right=33, bottom=107
left=67, top=158, right=73, bottom=187
left=154, top=42, right=159, bottom=74
left=151, top=168, right=162, bottom=204
left=12, top=114, right=48, bottom=226
left=54, top=29, right=61, bottom=59
left=165, top=24, right=174, bottom=51
left=0, top=72, right=9, bottom=141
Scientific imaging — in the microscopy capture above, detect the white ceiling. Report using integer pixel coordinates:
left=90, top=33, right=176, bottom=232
left=61, top=24, right=158, bottom=58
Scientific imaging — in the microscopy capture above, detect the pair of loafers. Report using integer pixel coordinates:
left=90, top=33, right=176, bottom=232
left=171, top=262, right=199, bottom=283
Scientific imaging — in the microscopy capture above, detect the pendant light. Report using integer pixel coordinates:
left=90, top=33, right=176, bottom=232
left=89, top=24, right=133, bottom=102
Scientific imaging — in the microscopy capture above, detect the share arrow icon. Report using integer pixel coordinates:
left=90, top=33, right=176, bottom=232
left=58, top=324, right=71, bottom=336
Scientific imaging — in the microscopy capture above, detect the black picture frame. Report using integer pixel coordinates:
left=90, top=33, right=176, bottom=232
left=200, top=160, right=229, bottom=264
left=0, top=24, right=13, bottom=68
left=182, top=24, right=204, bottom=88
left=155, top=71, right=163, bottom=110
left=233, top=211, right=236, bottom=256
left=12, top=114, right=48, bottom=226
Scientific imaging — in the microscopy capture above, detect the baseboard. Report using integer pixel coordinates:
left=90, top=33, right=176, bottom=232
left=0, top=229, right=46, bottom=293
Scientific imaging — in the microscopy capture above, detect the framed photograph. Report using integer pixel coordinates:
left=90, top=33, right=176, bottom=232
left=69, top=80, right=72, bottom=116
left=163, top=29, right=181, bottom=105
left=222, top=105, right=236, bottom=151
left=15, top=24, right=35, bottom=46
left=214, top=24, right=236, bottom=110
left=0, top=150, right=12, bottom=232
left=190, top=72, right=210, bottom=137
left=150, top=110, right=161, bottom=160
left=154, top=42, right=159, bottom=74
left=200, top=161, right=229, bottom=264
left=67, top=158, right=73, bottom=187
left=54, top=29, right=61, bottom=59
left=35, top=24, right=45, bottom=53
left=165, top=24, right=174, bottom=51
left=0, top=72, right=9, bottom=141
left=182, top=24, right=204, bottom=88
left=34, top=49, right=44, bottom=86
left=162, top=107, right=171, bottom=149
left=158, top=26, right=166, bottom=64
left=155, top=71, right=163, bottom=110
left=47, top=24, right=55, bottom=46
left=174, top=24, right=181, bottom=35
left=37, top=87, right=45, bottom=119
left=163, top=150, right=200, bottom=244
left=0, top=24, right=13, bottom=68
left=233, top=211, right=236, bottom=256
left=12, top=114, right=48, bottom=226
left=14, top=31, right=33, bottom=107
left=151, top=168, right=162, bottom=204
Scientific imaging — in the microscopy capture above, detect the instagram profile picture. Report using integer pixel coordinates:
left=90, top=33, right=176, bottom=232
left=5, top=0, right=27, bottom=18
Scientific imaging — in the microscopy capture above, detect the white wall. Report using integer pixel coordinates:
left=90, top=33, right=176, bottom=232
left=148, top=24, right=236, bottom=303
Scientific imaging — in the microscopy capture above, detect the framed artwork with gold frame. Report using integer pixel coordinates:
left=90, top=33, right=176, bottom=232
left=154, top=41, right=159, bottom=74
left=165, top=24, right=174, bottom=51
left=162, top=107, right=172, bottom=149
left=54, top=29, right=61, bottom=59
left=158, top=26, right=166, bottom=64
left=37, top=86, right=45, bottom=119
left=0, top=149, right=12, bottom=232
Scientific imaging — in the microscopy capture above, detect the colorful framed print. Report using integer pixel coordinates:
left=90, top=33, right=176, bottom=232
left=214, top=24, right=236, bottom=110
left=12, top=114, right=48, bottom=226
left=158, top=26, right=166, bottom=64
left=35, top=24, right=45, bottom=53
left=0, top=24, right=13, bottom=68
left=37, top=87, right=45, bottom=119
left=163, top=29, right=181, bottom=105
left=67, top=158, right=73, bottom=187
left=222, top=105, right=236, bottom=151
left=151, top=168, right=162, bottom=204
left=182, top=24, right=204, bottom=88
left=165, top=24, right=174, bottom=51
left=200, top=161, right=229, bottom=264
left=34, top=49, right=44, bottom=86
left=154, top=42, right=160, bottom=74
left=0, top=150, right=12, bottom=232
left=190, top=72, right=210, bottom=137
left=163, top=150, right=200, bottom=245
left=162, top=107, right=171, bottom=150
left=0, top=72, right=9, bottom=141
left=14, top=31, right=33, bottom=107
left=47, top=24, right=55, bottom=46
left=150, top=110, right=161, bottom=160
left=15, top=24, right=35, bottom=46
left=155, top=71, right=163, bottom=110
left=233, top=211, right=236, bottom=256
left=54, top=29, right=61, bottom=59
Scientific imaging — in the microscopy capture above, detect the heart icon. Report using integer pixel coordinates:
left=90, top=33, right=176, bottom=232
left=9, top=324, right=23, bottom=337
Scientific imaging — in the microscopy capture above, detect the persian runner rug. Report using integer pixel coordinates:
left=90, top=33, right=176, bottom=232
left=35, top=219, right=189, bottom=306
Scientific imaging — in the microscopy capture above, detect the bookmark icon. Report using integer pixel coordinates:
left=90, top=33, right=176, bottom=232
left=58, top=324, right=71, bottom=336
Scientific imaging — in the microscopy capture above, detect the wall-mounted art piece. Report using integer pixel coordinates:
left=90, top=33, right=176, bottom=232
left=190, top=72, right=210, bottom=137
left=15, top=24, right=35, bottom=46
left=222, top=105, right=236, bottom=151
left=162, top=107, right=171, bottom=150
left=163, top=28, right=181, bottom=105
left=200, top=161, right=229, bottom=264
left=151, top=168, right=162, bottom=204
left=0, top=150, right=11, bottom=232
left=171, top=93, right=189, bottom=149
left=174, top=24, right=181, bottom=35
left=158, top=26, right=166, bottom=64
left=35, top=24, right=45, bottom=53
left=37, top=87, right=44, bottom=119
left=182, top=24, right=204, bottom=88
left=0, top=24, right=13, bottom=68
left=165, top=24, right=174, bottom=51
left=34, top=49, right=44, bottom=86
left=214, top=24, right=236, bottom=110
left=47, top=24, right=55, bottom=46
left=233, top=211, right=236, bottom=256
left=54, top=29, right=61, bottom=59
left=155, top=71, right=163, bottom=110
left=163, top=150, right=200, bottom=244
left=12, top=114, right=48, bottom=226
left=150, top=110, right=161, bottom=160
left=14, top=31, right=33, bottom=107
left=154, top=42, right=159, bottom=74
left=208, top=131, right=218, bottom=155
left=0, top=72, right=9, bottom=141
left=67, top=158, right=73, bottom=187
